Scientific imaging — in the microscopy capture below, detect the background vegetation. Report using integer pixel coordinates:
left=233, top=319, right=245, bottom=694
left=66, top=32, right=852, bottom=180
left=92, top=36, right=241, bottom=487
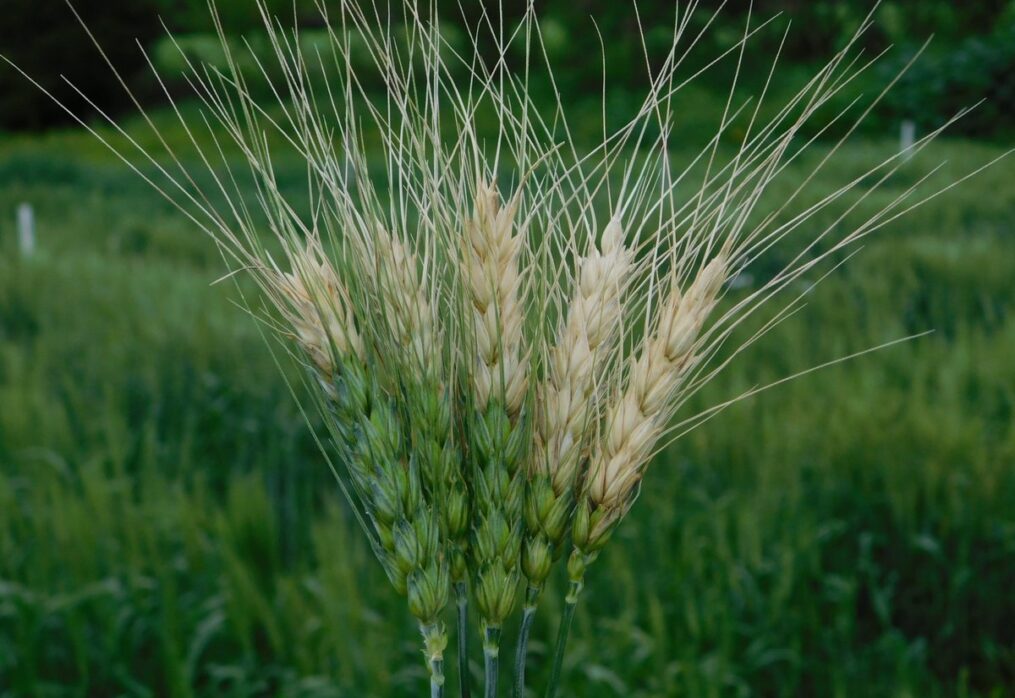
left=3, top=0, right=1015, bottom=136
left=1, top=1, right=1014, bottom=696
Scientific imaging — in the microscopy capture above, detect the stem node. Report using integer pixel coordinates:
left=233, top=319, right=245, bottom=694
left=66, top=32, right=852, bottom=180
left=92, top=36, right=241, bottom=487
left=483, top=624, right=502, bottom=698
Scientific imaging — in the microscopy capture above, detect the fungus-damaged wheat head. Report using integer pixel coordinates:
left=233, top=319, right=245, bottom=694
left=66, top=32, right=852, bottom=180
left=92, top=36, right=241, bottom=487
left=15, top=0, right=1004, bottom=695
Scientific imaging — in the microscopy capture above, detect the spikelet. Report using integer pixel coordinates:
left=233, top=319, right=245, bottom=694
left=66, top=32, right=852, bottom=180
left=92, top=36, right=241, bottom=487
left=463, top=179, right=528, bottom=416
left=535, top=218, right=632, bottom=494
left=278, top=241, right=364, bottom=396
left=586, top=253, right=728, bottom=515
left=373, top=223, right=435, bottom=369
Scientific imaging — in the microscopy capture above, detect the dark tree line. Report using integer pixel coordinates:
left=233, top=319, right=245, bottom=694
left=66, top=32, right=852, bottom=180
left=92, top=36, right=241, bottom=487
left=2, top=0, right=1013, bottom=133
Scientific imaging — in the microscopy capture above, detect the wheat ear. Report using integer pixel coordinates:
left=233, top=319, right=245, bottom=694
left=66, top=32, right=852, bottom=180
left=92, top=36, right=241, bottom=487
left=278, top=241, right=364, bottom=396
left=372, top=223, right=436, bottom=369
left=586, top=253, right=728, bottom=520
left=540, top=252, right=729, bottom=698
left=278, top=238, right=452, bottom=695
left=464, top=179, right=528, bottom=417
left=557, top=250, right=730, bottom=599
left=515, top=218, right=632, bottom=697
left=374, top=223, right=469, bottom=696
left=462, top=179, right=530, bottom=698
left=536, top=217, right=632, bottom=494
left=369, top=224, right=461, bottom=695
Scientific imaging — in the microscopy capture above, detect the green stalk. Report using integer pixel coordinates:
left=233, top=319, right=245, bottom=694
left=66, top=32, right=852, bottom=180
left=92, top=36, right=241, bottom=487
left=512, top=586, right=540, bottom=698
left=544, top=580, right=582, bottom=698
left=422, top=622, right=447, bottom=698
left=483, top=625, right=501, bottom=698
left=456, top=581, right=472, bottom=698
left=431, top=656, right=445, bottom=698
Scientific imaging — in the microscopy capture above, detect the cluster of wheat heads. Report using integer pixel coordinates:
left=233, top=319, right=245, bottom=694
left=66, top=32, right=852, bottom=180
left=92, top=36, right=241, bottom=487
left=12, top=0, right=1003, bottom=695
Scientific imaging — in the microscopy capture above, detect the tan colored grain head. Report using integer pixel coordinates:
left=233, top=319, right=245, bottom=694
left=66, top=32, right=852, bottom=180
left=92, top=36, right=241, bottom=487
left=278, top=241, right=364, bottom=396
left=535, top=218, right=633, bottom=495
left=463, top=179, right=528, bottom=416
left=587, top=252, right=728, bottom=511
left=373, top=223, right=435, bottom=369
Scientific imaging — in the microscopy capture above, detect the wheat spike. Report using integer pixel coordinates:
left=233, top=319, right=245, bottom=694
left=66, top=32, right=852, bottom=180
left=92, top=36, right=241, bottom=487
left=372, top=223, right=436, bottom=369
left=587, top=253, right=728, bottom=511
left=278, top=241, right=364, bottom=396
left=464, top=179, right=528, bottom=416
left=535, top=218, right=632, bottom=495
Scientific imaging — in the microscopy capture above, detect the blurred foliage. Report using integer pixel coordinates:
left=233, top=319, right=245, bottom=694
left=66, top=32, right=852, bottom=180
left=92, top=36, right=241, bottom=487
left=0, top=0, right=163, bottom=130
left=153, top=0, right=325, bottom=34
left=2, top=1, right=1015, bottom=134
left=149, top=23, right=465, bottom=101
left=0, top=118, right=1013, bottom=694
left=495, top=0, right=1015, bottom=137
left=879, top=19, right=1015, bottom=137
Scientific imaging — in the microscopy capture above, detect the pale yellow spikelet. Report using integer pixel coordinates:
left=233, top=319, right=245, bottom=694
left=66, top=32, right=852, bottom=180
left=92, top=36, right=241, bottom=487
left=279, top=242, right=364, bottom=397
left=535, top=218, right=632, bottom=494
left=587, top=252, right=728, bottom=510
left=373, top=223, right=435, bottom=367
left=463, top=179, right=528, bottom=415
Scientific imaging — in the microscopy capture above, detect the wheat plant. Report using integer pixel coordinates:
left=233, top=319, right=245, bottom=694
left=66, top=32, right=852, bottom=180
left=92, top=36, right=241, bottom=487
left=5, top=0, right=1004, bottom=695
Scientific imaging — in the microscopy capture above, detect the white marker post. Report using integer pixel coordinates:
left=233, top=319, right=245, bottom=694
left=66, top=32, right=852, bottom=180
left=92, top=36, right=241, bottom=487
left=900, top=120, right=916, bottom=161
left=17, top=203, right=36, bottom=257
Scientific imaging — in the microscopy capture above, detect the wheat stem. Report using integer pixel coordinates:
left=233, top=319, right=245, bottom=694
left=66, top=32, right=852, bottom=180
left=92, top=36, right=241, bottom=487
left=456, top=581, right=472, bottom=698
left=545, top=579, right=582, bottom=698
left=431, top=659, right=446, bottom=698
left=513, top=586, right=541, bottom=698
left=483, top=625, right=502, bottom=698
left=421, top=622, right=447, bottom=698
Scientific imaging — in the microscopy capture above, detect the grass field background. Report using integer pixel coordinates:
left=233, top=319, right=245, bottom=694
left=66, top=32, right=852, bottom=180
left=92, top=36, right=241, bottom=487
left=1, top=85, right=1014, bottom=697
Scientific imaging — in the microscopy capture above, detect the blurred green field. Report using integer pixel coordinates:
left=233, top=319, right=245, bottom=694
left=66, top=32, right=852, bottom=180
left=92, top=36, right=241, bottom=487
left=0, top=106, right=1014, bottom=698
